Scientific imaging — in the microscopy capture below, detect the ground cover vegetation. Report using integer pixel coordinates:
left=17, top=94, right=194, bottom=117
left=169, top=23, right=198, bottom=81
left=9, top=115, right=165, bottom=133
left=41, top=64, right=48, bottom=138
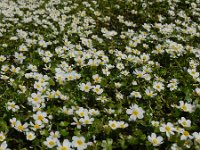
left=0, top=0, right=200, bottom=149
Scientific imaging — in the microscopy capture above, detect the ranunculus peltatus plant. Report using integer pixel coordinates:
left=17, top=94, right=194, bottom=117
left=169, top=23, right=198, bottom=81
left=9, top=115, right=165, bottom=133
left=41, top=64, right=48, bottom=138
left=0, top=0, right=200, bottom=149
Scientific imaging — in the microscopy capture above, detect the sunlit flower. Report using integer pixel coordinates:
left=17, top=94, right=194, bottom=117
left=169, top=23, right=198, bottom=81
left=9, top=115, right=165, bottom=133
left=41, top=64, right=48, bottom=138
left=160, top=122, right=176, bottom=137
left=79, top=82, right=92, bottom=92
left=148, top=133, right=163, bottom=146
left=44, top=137, right=58, bottom=148
left=15, top=121, right=28, bottom=132
left=126, top=104, right=145, bottom=121
left=33, top=111, right=48, bottom=124
left=0, top=141, right=10, bottom=150
left=178, top=117, right=191, bottom=128
left=57, top=139, right=72, bottom=150
left=72, top=136, right=87, bottom=150
left=26, top=132, right=36, bottom=141
left=153, top=82, right=164, bottom=92
left=193, top=132, right=200, bottom=144
left=180, top=129, right=192, bottom=140
left=0, top=132, right=6, bottom=141
left=108, top=120, right=119, bottom=130
left=177, top=101, right=194, bottom=113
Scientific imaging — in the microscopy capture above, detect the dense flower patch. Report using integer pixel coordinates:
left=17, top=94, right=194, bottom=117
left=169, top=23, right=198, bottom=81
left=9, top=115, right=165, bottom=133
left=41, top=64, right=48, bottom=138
left=0, top=0, right=200, bottom=149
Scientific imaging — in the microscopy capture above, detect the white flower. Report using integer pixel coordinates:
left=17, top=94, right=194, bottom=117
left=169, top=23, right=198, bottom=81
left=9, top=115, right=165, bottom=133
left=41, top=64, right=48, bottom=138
left=80, top=116, right=94, bottom=125
left=0, top=55, right=6, bottom=62
left=192, top=132, right=200, bottom=144
left=130, top=91, right=142, bottom=98
left=34, top=81, right=47, bottom=91
left=76, top=107, right=88, bottom=117
left=72, top=136, right=87, bottom=150
left=38, top=40, right=48, bottom=48
left=92, top=85, right=103, bottom=95
left=177, top=101, right=194, bottom=113
left=26, top=132, right=36, bottom=141
left=0, top=132, right=5, bottom=141
left=160, top=122, right=176, bottom=137
left=30, top=121, right=44, bottom=131
left=116, top=63, right=124, bottom=70
left=9, top=118, right=17, bottom=127
left=118, top=121, right=128, bottom=129
left=14, top=52, right=26, bottom=64
left=114, top=82, right=122, bottom=88
left=57, top=139, right=72, bottom=150
left=10, top=65, right=20, bottom=73
left=28, top=92, right=44, bottom=105
left=195, top=88, right=200, bottom=96
left=148, top=133, right=163, bottom=146
left=79, top=82, right=92, bottom=92
left=153, top=82, right=164, bottom=92
left=92, top=74, right=101, bottom=83
left=187, top=68, right=199, bottom=78
left=133, top=69, right=145, bottom=78
left=89, top=109, right=100, bottom=116
left=101, top=28, right=117, bottom=39
left=178, top=117, right=191, bottom=127
left=61, top=106, right=73, bottom=115
left=170, top=143, right=182, bottom=150
left=0, top=141, right=10, bottom=150
left=7, top=101, right=19, bottom=112
left=33, top=111, right=48, bottom=124
left=151, top=121, right=159, bottom=127
left=19, top=44, right=28, bottom=51
left=145, top=89, right=157, bottom=97
left=180, top=129, right=192, bottom=140
left=15, top=121, right=28, bottom=132
left=126, top=104, right=145, bottom=121
left=50, top=131, right=60, bottom=139
left=167, top=82, right=178, bottom=91
left=108, top=120, right=119, bottom=130
left=44, top=137, right=58, bottom=148
left=1, top=65, right=9, bottom=72
left=71, top=117, right=82, bottom=129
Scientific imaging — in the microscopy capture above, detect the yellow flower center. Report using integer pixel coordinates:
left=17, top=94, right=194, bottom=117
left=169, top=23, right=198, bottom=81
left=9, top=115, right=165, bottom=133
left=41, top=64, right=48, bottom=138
left=28, top=134, right=33, bottom=139
left=38, top=115, right=44, bottom=121
left=183, top=131, right=189, bottom=136
left=111, top=123, right=116, bottom=128
left=182, top=121, right=187, bottom=126
left=77, top=140, right=83, bottom=146
left=196, top=138, right=200, bottom=143
left=33, top=97, right=39, bottom=102
left=11, top=104, right=15, bottom=108
left=18, top=125, right=24, bottom=131
left=165, top=126, right=171, bottom=132
left=132, top=110, right=139, bottom=116
left=34, top=124, right=39, bottom=129
left=152, top=138, right=158, bottom=145
left=79, top=112, right=84, bottom=117
left=95, top=88, right=100, bottom=92
left=120, top=124, right=125, bottom=128
left=61, top=147, right=68, bottom=150
left=84, top=120, right=89, bottom=124
left=0, top=136, right=4, bottom=141
left=49, top=141, right=55, bottom=146
left=36, top=84, right=41, bottom=88
left=68, top=75, right=73, bottom=80
left=181, top=105, right=187, bottom=111
left=137, top=73, right=143, bottom=77
left=156, top=85, right=161, bottom=89
left=84, top=86, right=89, bottom=91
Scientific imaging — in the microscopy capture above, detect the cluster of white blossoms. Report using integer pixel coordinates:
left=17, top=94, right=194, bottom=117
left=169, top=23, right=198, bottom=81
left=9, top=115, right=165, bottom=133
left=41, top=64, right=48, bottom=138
left=43, top=134, right=89, bottom=150
left=0, top=0, right=200, bottom=149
